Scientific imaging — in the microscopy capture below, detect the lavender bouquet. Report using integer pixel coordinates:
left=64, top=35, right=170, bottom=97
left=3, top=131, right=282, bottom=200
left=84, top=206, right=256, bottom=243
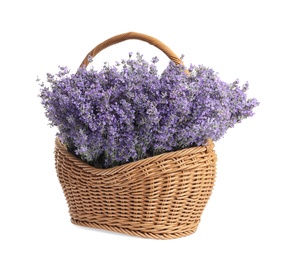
left=39, top=53, right=259, bottom=168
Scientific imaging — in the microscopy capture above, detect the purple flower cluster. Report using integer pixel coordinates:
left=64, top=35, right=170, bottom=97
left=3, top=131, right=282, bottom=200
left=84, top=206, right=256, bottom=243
left=39, top=52, right=259, bottom=168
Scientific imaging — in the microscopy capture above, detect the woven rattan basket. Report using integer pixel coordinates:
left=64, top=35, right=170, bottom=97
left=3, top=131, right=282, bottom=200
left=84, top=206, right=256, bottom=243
left=55, top=32, right=217, bottom=239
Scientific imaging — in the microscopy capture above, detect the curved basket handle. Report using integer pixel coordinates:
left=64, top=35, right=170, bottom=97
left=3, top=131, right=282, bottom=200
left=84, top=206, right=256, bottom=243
left=79, top=32, right=183, bottom=68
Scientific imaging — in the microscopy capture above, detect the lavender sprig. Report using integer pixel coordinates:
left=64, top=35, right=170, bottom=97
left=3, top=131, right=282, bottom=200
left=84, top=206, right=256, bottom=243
left=39, top=52, right=259, bottom=168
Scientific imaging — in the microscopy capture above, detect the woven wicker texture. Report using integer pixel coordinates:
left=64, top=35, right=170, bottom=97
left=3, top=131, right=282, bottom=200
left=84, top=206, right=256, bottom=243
left=55, top=32, right=217, bottom=239
left=55, top=138, right=216, bottom=239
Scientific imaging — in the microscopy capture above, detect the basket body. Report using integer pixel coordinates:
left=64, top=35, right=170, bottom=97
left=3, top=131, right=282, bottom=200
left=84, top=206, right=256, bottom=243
left=55, top=138, right=216, bottom=239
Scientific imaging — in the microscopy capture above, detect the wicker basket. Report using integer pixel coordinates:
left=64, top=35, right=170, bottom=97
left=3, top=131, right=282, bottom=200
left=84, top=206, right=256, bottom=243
left=54, top=32, right=217, bottom=239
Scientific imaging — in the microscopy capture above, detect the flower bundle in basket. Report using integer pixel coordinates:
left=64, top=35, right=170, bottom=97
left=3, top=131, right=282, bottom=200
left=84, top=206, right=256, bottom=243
left=39, top=32, right=259, bottom=239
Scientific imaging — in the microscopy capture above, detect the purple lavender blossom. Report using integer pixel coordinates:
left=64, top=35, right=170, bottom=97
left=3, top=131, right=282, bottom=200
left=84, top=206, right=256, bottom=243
left=39, top=53, right=259, bottom=168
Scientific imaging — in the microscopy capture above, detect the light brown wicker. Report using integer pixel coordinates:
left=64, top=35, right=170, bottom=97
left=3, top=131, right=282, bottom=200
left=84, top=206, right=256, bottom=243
left=55, top=32, right=217, bottom=239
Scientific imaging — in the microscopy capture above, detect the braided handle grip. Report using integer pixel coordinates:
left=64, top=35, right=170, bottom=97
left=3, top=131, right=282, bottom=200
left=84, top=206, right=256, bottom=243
left=79, top=32, right=183, bottom=67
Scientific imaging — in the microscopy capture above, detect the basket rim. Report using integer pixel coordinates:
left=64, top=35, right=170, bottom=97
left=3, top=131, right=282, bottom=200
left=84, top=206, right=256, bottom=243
left=55, top=137, right=214, bottom=176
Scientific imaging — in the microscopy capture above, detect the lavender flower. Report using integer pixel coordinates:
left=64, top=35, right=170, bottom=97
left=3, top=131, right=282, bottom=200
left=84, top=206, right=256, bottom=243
left=39, top=53, right=259, bottom=168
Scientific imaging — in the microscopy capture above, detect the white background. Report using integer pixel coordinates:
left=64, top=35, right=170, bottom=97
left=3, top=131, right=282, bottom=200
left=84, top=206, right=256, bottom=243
left=1, top=0, right=291, bottom=259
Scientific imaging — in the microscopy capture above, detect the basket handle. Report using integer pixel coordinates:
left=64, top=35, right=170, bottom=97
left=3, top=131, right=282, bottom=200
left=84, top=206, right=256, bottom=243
left=79, top=32, right=183, bottom=68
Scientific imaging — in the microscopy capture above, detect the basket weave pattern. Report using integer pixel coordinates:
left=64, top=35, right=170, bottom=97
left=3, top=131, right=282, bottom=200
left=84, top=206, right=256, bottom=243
left=55, top=138, right=216, bottom=239
left=54, top=32, right=217, bottom=239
